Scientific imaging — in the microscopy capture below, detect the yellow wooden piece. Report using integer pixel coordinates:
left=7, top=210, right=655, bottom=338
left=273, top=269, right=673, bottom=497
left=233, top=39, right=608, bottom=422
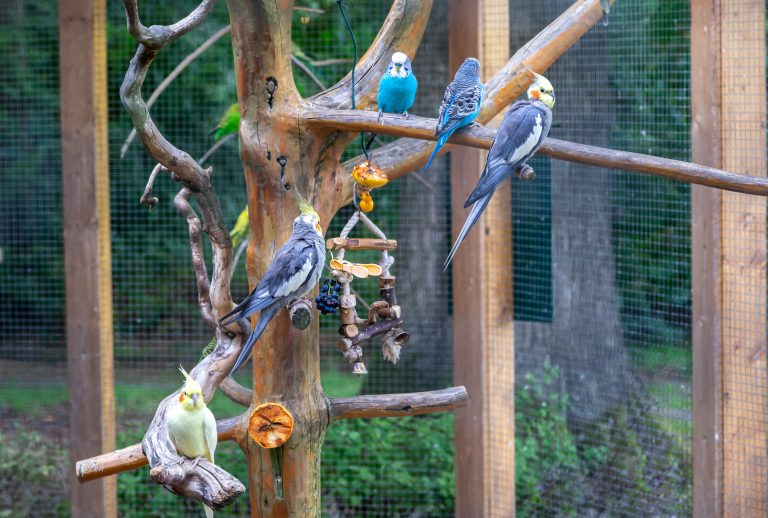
left=330, top=259, right=382, bottom=278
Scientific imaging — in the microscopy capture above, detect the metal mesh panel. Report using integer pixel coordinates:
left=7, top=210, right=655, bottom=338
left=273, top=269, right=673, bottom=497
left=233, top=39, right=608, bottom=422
left=719, top=0, right=767, bottom=514
left=511, top=0, right=693, bottom=516
left=4, top=1, right=768, bottom=516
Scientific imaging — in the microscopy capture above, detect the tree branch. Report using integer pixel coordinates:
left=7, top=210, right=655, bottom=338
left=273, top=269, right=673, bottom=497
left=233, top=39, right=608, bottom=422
left=174, top=188, right=215, bottom=327
left=311, top=0, right=433, bottom=110
left=122, top=0, right=218, bottom=50
left=219, top=377, right=252, bottom=406
left=329, top=386, right=468, bottom=420
left=121, top=25, right=232, bottom=158
left=311, top=110, right=768, bottom=196
left=338, top=0, right=613, bottom=181
left=75, top=417, right=240, bottom=483
left=120, top=40, right=233, bottom=321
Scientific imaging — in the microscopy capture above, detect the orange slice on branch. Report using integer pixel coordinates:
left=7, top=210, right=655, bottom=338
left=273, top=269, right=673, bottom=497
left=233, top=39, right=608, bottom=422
left=248, top=403, right=295, bottom=449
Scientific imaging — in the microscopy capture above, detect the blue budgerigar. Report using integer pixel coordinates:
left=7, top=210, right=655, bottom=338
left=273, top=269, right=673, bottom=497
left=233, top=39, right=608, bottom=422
left=443, top=71, right=556, bottom=270
left=220, top=195, right=325, bottom=375
left=423, top=57, right=484, bottom=172
left=377, top=52, right=418, bottom=121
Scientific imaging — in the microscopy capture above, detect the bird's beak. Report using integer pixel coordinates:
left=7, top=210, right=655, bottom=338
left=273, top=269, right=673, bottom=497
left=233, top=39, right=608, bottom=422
left=550, top=92, right=556, bottom=100
left=395, top=63, right=402, bottom=70
left=192, top=393, right=199, bottom=406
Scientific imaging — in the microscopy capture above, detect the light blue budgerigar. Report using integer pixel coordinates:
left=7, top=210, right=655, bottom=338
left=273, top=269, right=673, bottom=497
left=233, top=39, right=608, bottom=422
left=422, top=57, right=484, bottom=172
left=443, top=71, right=556, bottom=270
left=220, top=195, right=325, bottom=375
left=377, top=52, right=418, bottom=121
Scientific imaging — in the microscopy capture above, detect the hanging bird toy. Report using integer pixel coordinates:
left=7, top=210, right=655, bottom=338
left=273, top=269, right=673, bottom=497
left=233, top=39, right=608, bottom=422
left=324, top=209, right=408, bottom=374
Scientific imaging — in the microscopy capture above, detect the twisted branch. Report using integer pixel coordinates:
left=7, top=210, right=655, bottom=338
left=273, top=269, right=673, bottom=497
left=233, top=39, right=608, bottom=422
left=174, top=188, right=215, bottom=328
left=122, top=0, right=218, bottom=49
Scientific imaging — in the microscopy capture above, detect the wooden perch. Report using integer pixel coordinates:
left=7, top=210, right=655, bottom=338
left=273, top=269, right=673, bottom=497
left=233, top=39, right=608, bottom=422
left=76, top=417, right=240, bottom=482
left=330, top=386, right=468, bottom=420
left=326, top=237, right=398, bottom=251
left=339, top=0, right=614, bottom=184
left=307, top=109, right=768, bottom=197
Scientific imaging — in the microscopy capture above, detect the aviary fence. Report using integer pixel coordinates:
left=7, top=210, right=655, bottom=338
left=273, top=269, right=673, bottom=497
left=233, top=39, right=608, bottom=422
left=0, top=0, right=766, bottom=516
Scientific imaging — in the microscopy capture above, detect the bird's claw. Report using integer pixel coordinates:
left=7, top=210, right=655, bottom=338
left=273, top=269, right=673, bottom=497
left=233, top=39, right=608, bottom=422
left=469, top=121, right=483, bottom=129
left=377, top=110, right=383, bottom=123
left=192, top=456, right=202, bottom=468
left=403, top=111, right=409, bottom=119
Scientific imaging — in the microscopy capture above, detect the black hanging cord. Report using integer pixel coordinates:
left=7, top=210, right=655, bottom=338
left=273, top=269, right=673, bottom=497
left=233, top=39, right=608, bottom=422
left=336, top=0, right=370, bottom=161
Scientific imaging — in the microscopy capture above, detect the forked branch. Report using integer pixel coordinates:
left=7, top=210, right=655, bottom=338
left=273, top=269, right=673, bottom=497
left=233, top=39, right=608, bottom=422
left=122, top=0, right=218, bottom=49
left=303, top=109, right=768, bottom=196
left=312, top=0, right=433, bottom=110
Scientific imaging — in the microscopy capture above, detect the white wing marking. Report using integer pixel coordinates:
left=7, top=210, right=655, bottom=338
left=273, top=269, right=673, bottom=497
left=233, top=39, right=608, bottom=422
left=273, top=257, right=313, bottom=298
left=506, top=113, right=542, bottom=165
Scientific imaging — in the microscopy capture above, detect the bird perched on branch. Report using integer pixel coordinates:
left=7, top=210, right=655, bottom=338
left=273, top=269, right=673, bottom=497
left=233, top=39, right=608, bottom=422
left=167, top=366, right=217, bottom=518
left=220, top=194, right=325, bottom=375
left=377, top=52, right=418, bottom=121
left=444, top=70, right=555, bottom=270
left=423, top=57, right=484, bottom=172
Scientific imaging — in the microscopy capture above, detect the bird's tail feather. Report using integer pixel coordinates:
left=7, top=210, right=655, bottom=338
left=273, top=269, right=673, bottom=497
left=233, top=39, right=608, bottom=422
left=443, top=192, right=492, bottom=271
left=229, top=305, right=278, bottom=376
left=219, top=295, right=271, bottom=326
left=422, top=133, right=449, bottom=173
left=204, top=504, right=214, bottom=518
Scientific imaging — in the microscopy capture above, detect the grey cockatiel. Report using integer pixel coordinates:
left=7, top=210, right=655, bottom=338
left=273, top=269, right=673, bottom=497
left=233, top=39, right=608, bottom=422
left=220, top=194, right=325, bottom=375
left=444, top=71, right=555, bottom=270
left=422, top=57, right=484, bottom=172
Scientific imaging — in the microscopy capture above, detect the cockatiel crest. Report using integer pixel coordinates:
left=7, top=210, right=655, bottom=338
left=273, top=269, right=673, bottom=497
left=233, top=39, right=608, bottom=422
left=526, top=67, right=556, bottom=109
left=178, top=366, right=205, bottom=410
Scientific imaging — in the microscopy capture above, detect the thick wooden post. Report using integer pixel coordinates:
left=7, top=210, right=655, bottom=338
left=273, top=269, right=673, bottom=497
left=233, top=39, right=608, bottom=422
left=59, top=0, right=116, bottom=516
left=690, top=1, right=723, bottom=516
left=691, top=1, right=767, bottom=516
left=449, top=0, right=513, bottom=516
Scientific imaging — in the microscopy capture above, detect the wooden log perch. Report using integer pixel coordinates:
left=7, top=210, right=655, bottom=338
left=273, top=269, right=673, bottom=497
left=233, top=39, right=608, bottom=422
left=330, top=386, right=468, bottom=420
left=303, top=109, right=768, bottom=197
left=326, top=237, right=398, bottom=251
left=76, top=417, right=240, bottom=483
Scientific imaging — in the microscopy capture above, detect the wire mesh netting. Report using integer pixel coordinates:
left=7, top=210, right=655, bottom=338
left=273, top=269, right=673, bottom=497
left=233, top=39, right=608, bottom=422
left=2, top=0, right=768, bottom=516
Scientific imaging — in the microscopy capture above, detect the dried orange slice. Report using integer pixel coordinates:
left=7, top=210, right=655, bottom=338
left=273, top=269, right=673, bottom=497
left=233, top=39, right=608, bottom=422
left=248, top=403, right=295, bottom=449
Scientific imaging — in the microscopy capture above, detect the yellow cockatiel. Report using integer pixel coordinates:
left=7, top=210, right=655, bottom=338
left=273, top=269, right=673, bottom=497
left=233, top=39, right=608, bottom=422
left=167, top=366, right=217, bottom=518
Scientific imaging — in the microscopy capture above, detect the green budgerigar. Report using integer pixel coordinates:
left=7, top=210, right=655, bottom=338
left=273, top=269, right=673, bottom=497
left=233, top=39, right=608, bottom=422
left=167, top=367, right=218, bottom=518
left=210, top=103, right=240, bottom=142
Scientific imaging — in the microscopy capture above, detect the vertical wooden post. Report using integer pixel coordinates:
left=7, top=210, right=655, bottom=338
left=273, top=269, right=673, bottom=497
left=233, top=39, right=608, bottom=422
left=59, top=0, right=116, bottom=516
left=692, top=1, right=767, bottom=516
left=720, top=1, right=767, bottom=514
left=449, top=0, right=513, bottom=516
left=690, top=1, right=723, bottom=517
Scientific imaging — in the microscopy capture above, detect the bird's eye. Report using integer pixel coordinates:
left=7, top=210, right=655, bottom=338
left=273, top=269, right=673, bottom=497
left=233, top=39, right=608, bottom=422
left=539, top=88, right=545, bottom=93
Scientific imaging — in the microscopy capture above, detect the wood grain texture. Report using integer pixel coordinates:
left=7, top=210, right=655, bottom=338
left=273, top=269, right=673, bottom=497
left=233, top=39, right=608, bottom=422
left=59, top=0, right=116, bottom=514
left=330, top=387, right=468, bottom=420
left=326, top=237, right=398, bottom=251
left=720, top=1, right=768, bottom=514
left=449, top=0, right=513, bottom=515
left=690, top=1, right=723, bottom=516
